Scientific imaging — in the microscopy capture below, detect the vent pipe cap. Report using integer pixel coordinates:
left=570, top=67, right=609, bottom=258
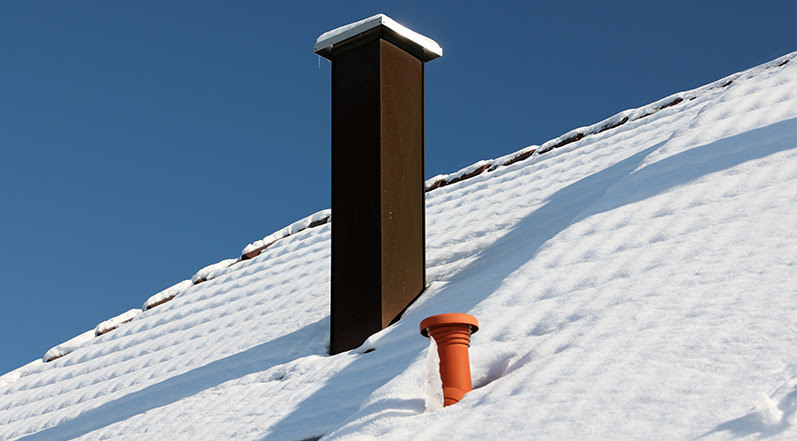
left=420, top=313, right=479, bottom=337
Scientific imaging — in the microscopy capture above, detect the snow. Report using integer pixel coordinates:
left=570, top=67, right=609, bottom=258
left=0, top=362, right=41, bottom=389
left=0, top=52, right=795, bottom=441
left=241, top=209, right=331, bottom=256
left=94, top=309, right=141, bottom=336
left=190, top=258, right=237, bottom=283
left=142, top=279, right=193, bottom=310
left=314, top=14, right=442, bottom=60
left=41, top=330, right=95, bottom=363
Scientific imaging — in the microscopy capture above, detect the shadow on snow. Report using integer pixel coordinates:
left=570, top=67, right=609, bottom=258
left=18, top=319, right=329, bottom=441
left=263, top=118, right=796, bottom=440
left=22, top=118, right=796, bottom=440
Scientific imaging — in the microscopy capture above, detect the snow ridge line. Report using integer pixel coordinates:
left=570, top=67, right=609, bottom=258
left=424, top=53, right=793, bottom=191
left=20, top=52, right=794, bottom=370
left=23, top=212, right=332, bottom=366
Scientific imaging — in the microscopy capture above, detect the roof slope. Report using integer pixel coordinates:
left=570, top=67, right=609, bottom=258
left=1, top=53, right=796, bottom=441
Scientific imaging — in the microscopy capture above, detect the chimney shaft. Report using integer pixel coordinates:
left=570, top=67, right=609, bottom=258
left=315, top=15, right=441, bottom=354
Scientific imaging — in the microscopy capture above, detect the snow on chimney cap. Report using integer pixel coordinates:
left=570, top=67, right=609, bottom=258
left=314, top=14, right=442, bottom=61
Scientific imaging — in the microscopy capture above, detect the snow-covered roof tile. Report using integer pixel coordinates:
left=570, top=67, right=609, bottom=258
left=41, top=329, right=95, bottom=363
left=1, top=52, right=795, bottom=440
left=143, top=279, right=193, bottom=310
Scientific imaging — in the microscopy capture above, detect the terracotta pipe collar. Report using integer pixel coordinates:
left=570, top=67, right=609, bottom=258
left=420, top=313, right=479, bottom=406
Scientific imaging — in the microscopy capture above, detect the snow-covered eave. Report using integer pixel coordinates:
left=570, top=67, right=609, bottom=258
left=314, top=14, right=442, bottom=61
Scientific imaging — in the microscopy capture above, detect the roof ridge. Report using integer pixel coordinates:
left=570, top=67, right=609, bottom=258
left=29, top=210, right=334, bottom=366
left=424, top=52, right=794, bottom=191
left=11, top=51, right=794, bottom=373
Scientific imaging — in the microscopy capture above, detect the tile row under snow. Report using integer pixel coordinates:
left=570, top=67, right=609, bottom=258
left=0, top=52, right=794, bottom=441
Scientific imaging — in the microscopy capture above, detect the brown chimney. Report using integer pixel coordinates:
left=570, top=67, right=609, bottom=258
left=315, top=15, right=442, bottom=354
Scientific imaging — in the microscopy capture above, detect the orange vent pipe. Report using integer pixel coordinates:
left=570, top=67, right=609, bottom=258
left=420, top=313, right=479, bottom=406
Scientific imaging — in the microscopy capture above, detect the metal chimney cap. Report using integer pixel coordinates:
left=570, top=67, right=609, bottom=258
left=314, top=14, right=442, bottom=62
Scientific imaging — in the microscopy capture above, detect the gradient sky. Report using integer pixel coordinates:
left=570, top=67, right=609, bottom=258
left=0, top=1, right=794, bottom=376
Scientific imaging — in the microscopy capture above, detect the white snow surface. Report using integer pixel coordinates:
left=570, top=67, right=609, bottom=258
left=1, top=53, right=796, bottom=441
left=242, top=209, right=331, bottom=256
left=314, top=14, right=442, bottom=59
left=0, top=362, right=41, bottom=390
left=142, top=279, right=193, bottom=310
left=190, top=258, right=237, bottom=283
left=94, top=309, right=141, bottom=336
left=40, top=330, right=95, bottom=364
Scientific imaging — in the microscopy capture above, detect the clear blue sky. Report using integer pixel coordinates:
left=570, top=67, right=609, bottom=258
left=0, top=1, right=793, bottom=375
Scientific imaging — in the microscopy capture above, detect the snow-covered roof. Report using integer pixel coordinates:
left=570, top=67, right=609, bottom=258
left=314, top=14, right=442, bottom=61
left=1, top=53, right=796, bottom=441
